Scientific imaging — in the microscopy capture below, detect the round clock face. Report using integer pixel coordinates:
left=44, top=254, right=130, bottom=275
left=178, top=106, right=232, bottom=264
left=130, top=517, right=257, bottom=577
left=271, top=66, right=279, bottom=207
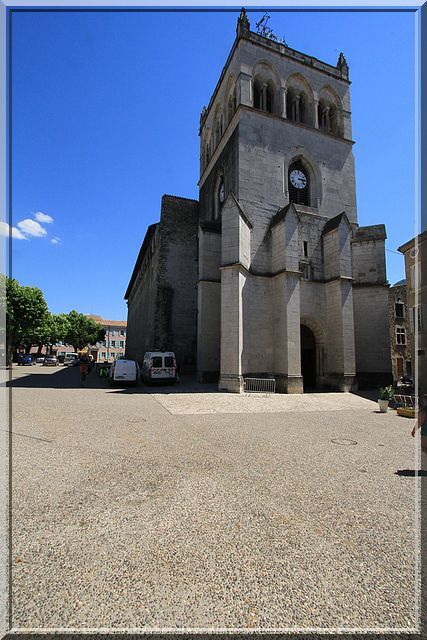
left=289, top=169, right=307, bottom=189
left=219, top=182, right=225, bottom=203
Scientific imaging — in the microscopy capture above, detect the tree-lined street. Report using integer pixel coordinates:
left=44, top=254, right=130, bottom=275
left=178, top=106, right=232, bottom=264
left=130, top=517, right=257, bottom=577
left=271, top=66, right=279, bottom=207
left=5, top=276, right=105, bottom=359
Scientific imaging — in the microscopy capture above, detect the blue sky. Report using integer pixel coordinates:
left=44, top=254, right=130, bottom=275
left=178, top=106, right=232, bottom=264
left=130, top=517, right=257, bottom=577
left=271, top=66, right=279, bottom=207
left=9, top=8, right=415, bottom=320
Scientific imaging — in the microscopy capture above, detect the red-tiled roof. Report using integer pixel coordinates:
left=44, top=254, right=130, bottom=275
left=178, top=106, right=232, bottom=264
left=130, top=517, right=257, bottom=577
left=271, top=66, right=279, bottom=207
left=86, top=314, right=127, bottom=327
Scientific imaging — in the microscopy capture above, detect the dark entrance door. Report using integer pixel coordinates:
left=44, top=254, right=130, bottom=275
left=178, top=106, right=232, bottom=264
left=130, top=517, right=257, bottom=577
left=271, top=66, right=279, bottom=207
left=301, top=325, right=316, bottom=390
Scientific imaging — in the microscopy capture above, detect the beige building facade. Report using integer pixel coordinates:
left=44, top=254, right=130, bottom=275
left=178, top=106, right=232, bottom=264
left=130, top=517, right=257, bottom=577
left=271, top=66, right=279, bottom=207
left=126, top=11, right=392, bottom=393
left=388, top=281, right=412, bottom=384
left=398, top=231, right=427, bottom=396
left=86, top=314, right=127, bottom=362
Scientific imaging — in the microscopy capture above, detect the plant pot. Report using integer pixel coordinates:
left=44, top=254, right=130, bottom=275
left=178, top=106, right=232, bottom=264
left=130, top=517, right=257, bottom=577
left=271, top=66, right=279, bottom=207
left=396, top=407, right=415, bottom=418
left=378, top=399, right=389, bottom=413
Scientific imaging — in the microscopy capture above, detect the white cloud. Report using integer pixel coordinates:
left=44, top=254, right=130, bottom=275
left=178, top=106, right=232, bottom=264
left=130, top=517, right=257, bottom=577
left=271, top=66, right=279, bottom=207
left=17, top=218, right=47, bottom=237
left=0, top=221, right=27, bottom=240
left=34, top=211, right=53, bottom=224
left=51, top=237, right=60, bottom=245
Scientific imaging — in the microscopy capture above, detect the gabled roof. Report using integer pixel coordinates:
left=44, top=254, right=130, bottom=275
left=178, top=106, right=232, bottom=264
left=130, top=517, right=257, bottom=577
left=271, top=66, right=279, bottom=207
left=322, top=211, right=349, bottom=236
left=86, top=314, right=127, bottom=327
left=269, top=204, right=291, bottom=230
left=229, top=192, right=253, bottom=229
left=269, top=203, right=308, bottom=230
left=398, top=229, right=427, bottom=253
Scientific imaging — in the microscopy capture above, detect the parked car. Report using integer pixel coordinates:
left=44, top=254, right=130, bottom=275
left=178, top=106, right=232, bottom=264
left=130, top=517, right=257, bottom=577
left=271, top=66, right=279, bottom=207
left=43, top=355, right=58, bottom=367
left=36, top=356, right=46, bottom=364
left=17, top=354, right=35, bottom=366
left=63, top=353, right=79, bottom=366
left=141, top=351, right=177, bottom=384
left=108, top=359, right=140, bottom=386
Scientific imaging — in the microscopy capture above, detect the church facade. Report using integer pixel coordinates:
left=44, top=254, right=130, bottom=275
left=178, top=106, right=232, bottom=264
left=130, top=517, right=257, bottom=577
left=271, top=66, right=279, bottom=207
left=125, top=11, right=392, bottom=393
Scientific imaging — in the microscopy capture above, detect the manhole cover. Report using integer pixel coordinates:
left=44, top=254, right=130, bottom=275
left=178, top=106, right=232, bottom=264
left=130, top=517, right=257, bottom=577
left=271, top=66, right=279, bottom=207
left=331, top=438, right=357, bottom=446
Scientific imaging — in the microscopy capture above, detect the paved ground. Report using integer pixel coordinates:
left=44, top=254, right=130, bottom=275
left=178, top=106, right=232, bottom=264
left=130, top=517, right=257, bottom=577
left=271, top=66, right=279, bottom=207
left=8, top=365, right=421, bottom=631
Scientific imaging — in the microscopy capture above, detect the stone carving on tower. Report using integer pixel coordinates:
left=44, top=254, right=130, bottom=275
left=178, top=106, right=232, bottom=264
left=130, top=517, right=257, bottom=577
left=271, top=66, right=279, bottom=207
left=236, top=7, right=250, bottom=38
left=337, top=52, right=349, bottom=79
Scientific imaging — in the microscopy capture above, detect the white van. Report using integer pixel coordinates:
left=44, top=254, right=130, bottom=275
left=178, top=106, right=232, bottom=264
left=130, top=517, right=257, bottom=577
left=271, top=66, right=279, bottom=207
left=141, top=352, right=177, bottom=384
left=109, top=359, right=140, bottom=385
left=63, top=353, right=79, bottom=366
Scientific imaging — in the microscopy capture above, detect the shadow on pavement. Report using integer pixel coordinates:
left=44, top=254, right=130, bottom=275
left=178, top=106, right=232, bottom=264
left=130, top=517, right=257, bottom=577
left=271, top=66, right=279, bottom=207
left=7, top=366, right=107, bottom=389
left=8, top=369, right=218, bottom=394
left=7, top=369, right=390, bottom=400
left=395, top=469, right=427, bottom=477
left=351, top=389, right=381, bottom=402
left=108, top=375, right=218, bottom=395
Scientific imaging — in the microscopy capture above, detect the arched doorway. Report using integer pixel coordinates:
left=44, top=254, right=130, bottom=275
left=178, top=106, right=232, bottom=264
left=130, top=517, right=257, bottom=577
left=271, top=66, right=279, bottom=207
left=300, top=324, right=316, bottom=390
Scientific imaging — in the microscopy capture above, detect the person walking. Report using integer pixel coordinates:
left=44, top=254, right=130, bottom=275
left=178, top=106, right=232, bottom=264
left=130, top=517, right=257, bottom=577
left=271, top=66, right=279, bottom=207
left=79, top=356, right=89, bottom=387
left=411, top=395, right=427, bottom=462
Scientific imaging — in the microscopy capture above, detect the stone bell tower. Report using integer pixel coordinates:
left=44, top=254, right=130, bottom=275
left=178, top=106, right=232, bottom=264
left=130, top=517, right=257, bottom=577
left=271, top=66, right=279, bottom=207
left=196, top=10, right=391, bottom=392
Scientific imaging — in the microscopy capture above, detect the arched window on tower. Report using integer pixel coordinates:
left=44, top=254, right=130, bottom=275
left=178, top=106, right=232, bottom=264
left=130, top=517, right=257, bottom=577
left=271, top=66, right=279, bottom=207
left=318, top=99, right=329, bottom=132
left=228, top=95, right=234, bottom=124
left=253, top=77, right=262, bottom=110
left=214, top=118, right=221, bottom=147
left=286, top=88, right=297, bottom=122
left=329, top=104, right=338, bottom=135
left=287, top=88, right=310, bottom=125
left=288, top=161, right=310, bottom=206
left=227, top=88, right=237, bottom=125
left=253, top=75, right=276, bottom=114
left=213, top=173, right=225, bottom=220
left=266, top=80, right=275, bottom=114
left=299, top=91, right=309, bottom=124
left=318, top=97, right=340, bottom=136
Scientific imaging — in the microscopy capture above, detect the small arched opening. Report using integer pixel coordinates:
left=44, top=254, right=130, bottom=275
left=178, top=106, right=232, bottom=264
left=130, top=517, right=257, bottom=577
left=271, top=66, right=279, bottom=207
left=253, top=77, right=261, bottom=110
left=227, top=89, right=236, bottom=125
left=213, top=172, right=225, bottom=221
left=299, top=91, right=309, bottom=124
left=285, top=73, right=314, bottom=126
left=253, top=66, right=279, bottom=115
left=300, top=324, right=316, bottom=391
left=266, top=80, right=275, bottom=113
left=317, top=88, right=343, bottom=136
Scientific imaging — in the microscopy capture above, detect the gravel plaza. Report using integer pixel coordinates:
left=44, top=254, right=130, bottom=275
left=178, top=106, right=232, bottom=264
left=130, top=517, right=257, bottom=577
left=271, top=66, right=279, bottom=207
left=8, top=365, right=421, bottom=632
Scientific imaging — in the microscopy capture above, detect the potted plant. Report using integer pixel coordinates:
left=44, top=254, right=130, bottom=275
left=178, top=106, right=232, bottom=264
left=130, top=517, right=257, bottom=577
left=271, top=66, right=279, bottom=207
left=378, top=385, right=394, bottom=413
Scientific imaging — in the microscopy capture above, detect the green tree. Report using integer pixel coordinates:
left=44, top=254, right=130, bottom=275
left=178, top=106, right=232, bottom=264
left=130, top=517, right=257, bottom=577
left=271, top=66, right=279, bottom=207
left=32, top=312, right=71, bottom=355
left=64, top=310, right=105, bottom=352
left=6, top=277, right=49, bottom=356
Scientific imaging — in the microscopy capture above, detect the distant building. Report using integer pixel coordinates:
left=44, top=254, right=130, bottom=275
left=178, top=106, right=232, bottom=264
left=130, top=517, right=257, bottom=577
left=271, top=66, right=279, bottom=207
left=398, top=231, right=427, bottom=395
left=86, top=314, right=127, bottom=362
left=388, top=280, right=412, bottom=383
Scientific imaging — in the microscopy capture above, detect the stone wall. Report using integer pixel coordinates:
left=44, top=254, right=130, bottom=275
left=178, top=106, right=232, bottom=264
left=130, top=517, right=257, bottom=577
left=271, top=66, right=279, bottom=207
left=125, top=225, right=160, bottom=364
left=353, top=285, right=392, bottom=388
left=156, top=196, right=199, bottom=373
left=125, top=197, right=199, bottom=373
